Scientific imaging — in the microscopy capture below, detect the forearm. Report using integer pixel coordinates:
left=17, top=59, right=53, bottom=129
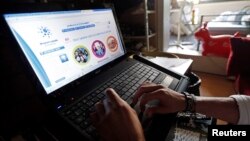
left=195, top=96, right=239, bottom=124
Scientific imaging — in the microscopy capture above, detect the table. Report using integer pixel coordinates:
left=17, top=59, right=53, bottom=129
left=149, top=57, right=193, bottom=75
left=140, top=51, right=193, bottom=75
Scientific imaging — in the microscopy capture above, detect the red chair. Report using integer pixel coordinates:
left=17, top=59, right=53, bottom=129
left=226, top=37, right=250, bottom=95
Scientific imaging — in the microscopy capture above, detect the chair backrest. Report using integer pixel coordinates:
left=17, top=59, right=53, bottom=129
left=227, top=37, right=250, bottom=76
left=227, top=37, right=250, bottom=95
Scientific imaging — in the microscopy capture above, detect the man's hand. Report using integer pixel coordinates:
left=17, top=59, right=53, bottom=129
left=132, top=82, right=186, bottom=117
left=90, top=88, right=145, bottom=141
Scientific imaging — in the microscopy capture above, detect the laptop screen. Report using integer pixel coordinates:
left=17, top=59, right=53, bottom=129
left=3, top=8, right=125, bottom=94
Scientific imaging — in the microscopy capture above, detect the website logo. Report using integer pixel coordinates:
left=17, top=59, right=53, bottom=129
left=39, top=26, right=52, bottom=38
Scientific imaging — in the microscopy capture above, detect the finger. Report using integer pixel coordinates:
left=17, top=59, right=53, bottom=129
left=95, top=101, right=105, bottom=117
left=105, top=88, right=124, bottom=106
left=143, top=81, right=151, bottom=85
left=103, top=98, right=113, bottom=114
left=139, top=89, right=164, bottom=111
left=133, top=83, right=164, bottom=102
left=132, top=83, right=164, bottom=105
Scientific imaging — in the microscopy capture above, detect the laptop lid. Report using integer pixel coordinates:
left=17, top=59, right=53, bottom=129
left=3, top=8, right=126, bottom=95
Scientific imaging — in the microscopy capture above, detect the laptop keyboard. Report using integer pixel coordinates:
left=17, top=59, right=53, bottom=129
left=60, top=63, right=166, bottom=140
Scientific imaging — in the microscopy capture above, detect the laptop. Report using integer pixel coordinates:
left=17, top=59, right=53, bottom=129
left=3, top=7, right=189, bottom=141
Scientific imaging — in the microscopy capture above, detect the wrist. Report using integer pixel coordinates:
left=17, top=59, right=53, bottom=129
left=178, top=93, right=186, bottom=112
left=182, top=92, right=196, bottom=113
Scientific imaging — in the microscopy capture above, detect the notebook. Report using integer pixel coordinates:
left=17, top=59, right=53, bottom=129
left=3, top=7, right=189, bottom=141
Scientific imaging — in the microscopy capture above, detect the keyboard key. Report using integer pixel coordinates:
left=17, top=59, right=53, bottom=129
left=75, top=116, right=84, bottom=124
left=121, top=95, right=128, bottom=100
left=69, top=113, right=77, bottom=120
left=97, top=93, right=105, bottom=99
left=74, top=109, right=82, bottom=116
left=80, top=121, right=90, bottom=129
left=138, top=77, right=147, bottom=84
left=126, top=97, right=133, bottom=105
left=92, top=97, right=99, bottom=103
left=64, top=110, right=72, bottom=115
left=86, top=125, right=98, bottom=137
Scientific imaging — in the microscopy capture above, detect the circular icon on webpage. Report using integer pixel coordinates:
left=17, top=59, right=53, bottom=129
left=91, top=40, right=106, bottom=58
left=107, top=36, right=118, bottom=52
left=73, top=45, right=90, bottom=64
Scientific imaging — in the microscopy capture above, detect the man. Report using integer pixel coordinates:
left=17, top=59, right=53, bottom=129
left=91, top=82, right=250, bottom=141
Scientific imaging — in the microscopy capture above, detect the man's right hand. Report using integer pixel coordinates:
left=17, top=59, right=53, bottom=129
left=132, top=82, right=186, bottom=117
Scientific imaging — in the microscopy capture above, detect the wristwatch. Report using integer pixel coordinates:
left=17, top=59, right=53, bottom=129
left=182, top=92, right=196, bottom=113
